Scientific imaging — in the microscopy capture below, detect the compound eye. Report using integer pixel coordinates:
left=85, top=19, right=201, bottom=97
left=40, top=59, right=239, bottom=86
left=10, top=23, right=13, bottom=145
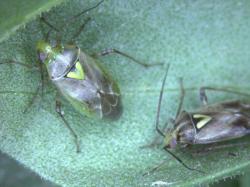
left=169, top=138, right=177, bottom=148
left=66, top=61, right=84, bottom=80
left=38, top=52, right=48, bottom=63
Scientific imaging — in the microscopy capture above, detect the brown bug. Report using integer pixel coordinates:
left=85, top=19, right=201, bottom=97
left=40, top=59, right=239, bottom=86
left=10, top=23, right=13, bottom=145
left=154, top=65, right=250, bottom=173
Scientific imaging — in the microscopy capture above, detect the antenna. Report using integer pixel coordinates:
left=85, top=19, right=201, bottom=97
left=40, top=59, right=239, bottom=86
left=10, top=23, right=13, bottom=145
left=155, top=64, right=170, bottom=137
left=155, top=65, right=205, bottom=174
left=66, top=0, right=104, bottom=23
left=40, top=0, right=105, bottom=42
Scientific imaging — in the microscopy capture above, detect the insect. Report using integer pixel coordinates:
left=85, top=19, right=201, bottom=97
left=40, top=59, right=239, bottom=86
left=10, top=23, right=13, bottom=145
left=0, top=0, right=160, bottom=153
left=154, top=65, right=250, bottom=173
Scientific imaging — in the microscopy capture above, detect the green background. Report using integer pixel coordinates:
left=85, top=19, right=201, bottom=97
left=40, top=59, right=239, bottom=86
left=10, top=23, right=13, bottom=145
left=1, top=0, right=250, bottom=186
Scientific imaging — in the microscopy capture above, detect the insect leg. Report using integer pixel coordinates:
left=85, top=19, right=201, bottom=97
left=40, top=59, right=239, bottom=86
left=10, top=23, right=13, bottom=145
left=164, top=147, right=205, bottom=174
left=55, top=99, right=80, bottom=153
left=143, top=148, right=204, bottom=175
left=140, top=121, right=174, bottom=149
left=155, top=70, right=204, bottom=173
left=23, top=62, right=44, bottom=113
left=142, top=159, right=168, bottom=176
left=94, top=49, right=163, bottom=67
left=0, top=60, right=37, bottom=69
left=0, top=60, right=43, bottom=112
left=200, top=87, right=250, bottom=105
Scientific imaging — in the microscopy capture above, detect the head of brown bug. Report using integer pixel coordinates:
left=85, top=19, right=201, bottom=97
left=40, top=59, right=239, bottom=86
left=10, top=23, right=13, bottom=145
left=154, top=64, right=250, bottom=173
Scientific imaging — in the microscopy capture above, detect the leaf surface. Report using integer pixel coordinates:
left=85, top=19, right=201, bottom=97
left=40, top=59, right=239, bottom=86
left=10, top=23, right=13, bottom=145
left=1, top=0, right=250, bottom=186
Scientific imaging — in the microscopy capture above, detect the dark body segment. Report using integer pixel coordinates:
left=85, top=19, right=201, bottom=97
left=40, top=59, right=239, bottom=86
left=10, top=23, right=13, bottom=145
left=176, top=101, right=250, bottom=145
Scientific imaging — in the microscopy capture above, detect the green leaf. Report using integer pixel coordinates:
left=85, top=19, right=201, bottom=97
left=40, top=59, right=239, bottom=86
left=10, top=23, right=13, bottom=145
left=0, top=0, right=65, bottom=42
left=1, top=0, right=250, bottom=186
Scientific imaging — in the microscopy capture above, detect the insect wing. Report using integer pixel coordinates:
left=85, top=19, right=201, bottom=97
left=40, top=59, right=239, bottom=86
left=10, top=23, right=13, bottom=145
left=54, top=49, right=122, bottom=120
left=79, top=51, right=122, bottom=119
left=192, top=101, right=250, bottom=144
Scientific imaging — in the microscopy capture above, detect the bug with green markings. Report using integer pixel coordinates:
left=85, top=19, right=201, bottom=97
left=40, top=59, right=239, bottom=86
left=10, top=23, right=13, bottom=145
left=152, top=65, right=250, bottom=173
left=1, top=0, right=160, bottom=153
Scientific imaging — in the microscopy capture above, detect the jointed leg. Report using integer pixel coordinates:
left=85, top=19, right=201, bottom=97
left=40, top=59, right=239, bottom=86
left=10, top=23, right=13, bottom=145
left=164, top=147, right=205, bottom=174
left=140, top=120, right=173, bottom=149
left=199, top=87, right=250, bottom=106
left=0, top=60, right=36, bottom=69
left=143, top=148, right=204, bottom=175
left=55, top=99, right=80, bottom=153
left=23, top=82, right=42, bottom=113
left=23, top=62, right=44, bottom=113
left=143, top=159, right=168, bottom=176
left=95, top=48, right=163, bottom=67
left=0, top=60, right=43, bottom=113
